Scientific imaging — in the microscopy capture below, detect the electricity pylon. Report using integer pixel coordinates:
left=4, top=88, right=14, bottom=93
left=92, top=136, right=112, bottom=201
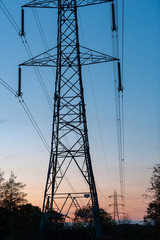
left=18, top=0, right=117, bottom=238
left=109, top=190, right=125, bottom=224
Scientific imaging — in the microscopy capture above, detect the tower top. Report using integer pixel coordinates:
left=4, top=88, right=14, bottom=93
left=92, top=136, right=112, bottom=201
left=22, top=0, right=112, bottom=9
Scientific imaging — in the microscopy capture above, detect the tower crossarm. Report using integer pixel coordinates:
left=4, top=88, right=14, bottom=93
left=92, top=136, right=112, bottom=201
left=19, top=45, right=117, bottom=68
left=22, top=0, right=112, bottom=9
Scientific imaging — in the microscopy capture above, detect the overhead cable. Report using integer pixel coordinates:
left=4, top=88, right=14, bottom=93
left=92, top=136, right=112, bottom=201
left=0, top=78, right=78, bottom=195
left=0, top=1, right=53, bottom=110
left=0, top=78, right=50, bottom=152
left=110, top=0, right=125, bottom=203
left=0, top=1, right=20, bottom=34
left=78, top=11, right=114, bottom=194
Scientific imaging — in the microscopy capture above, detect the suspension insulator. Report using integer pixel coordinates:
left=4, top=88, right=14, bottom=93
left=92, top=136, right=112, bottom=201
left=21, top=8, right=25, bottom=36
left=111, top=3, right=117, bottom=31
left=18, top=67, right=22, bottom=96
left=117, top=61, right=123, bottom=92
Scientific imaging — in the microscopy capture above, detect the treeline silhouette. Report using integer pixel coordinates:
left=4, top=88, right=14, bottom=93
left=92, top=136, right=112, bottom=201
left=0, top=167, right=159, bottom=240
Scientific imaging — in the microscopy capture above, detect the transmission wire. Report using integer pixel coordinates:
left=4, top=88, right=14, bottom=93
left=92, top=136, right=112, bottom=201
left=21, top=38, right=53, bottom=110
left=0, top=78, right=50, bottom=152
left=78, top=11, right=114, bottom=197
left=0, top=0, right=53, bottom=111
left=32, top=8, right=49, bottom=50
left=121, top=0, right=125, bottom=208
left=0, top=78, right=17, bottom=96
left=110, top=0, right=125, bottom=208
left=0, top=1, right=20, bottom=33
left=1, top=1, right=78, bottom=197
left=0, top=78, right=79, bottom=197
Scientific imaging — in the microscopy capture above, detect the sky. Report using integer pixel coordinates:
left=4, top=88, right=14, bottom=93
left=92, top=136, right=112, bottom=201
left=0, top=0, right=160, bottom=221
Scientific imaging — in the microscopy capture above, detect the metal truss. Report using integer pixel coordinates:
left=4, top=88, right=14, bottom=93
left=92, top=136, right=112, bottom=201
left=20, top=0, right=116, bottom=238
left=51, top=193, right=90, bottom=220
left=22, top=0, right=112, bottom=9
left=20, top=45, right=117, bottom=67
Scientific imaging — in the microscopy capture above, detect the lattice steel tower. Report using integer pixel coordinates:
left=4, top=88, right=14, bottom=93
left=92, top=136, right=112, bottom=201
left=109, top=190, right=125, bottom=224
left=19, top=0, right=117, bottom=238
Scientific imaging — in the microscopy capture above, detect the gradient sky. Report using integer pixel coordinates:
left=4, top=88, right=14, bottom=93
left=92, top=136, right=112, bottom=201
left=0, top=0, right=160, bottom=221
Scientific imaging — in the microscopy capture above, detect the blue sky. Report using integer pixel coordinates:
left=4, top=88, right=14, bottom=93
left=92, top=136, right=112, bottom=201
left=0, top=0, right=160, bottom=220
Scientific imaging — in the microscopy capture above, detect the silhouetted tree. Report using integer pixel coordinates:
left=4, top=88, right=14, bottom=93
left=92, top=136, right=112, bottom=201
left=0, top=171, right=41, bottom=235
left=16, top=203, right=41, bottom=230
left=144, top=201, right=160, bottom=226
left=18, top=203, right=40, bottom=216
left=144, top=164, right=160, bottom=227
left=0, top=169, right=5, bottom=207
left=74, top=206, right=93, bottom=224
left=147, top=164, right=160, bottom=201
left=2, top=171, right=27, bottom=213
left=74, top=206, right=112, bottom=225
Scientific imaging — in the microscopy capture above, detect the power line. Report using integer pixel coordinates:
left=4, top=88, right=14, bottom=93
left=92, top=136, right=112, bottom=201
left=32, top=8, right=49, bottom=51
left=0, top=78, right=78, bottom=195
left=20, top=39, right=53, bottom=110
left=110, top=0, right=125, bottom=204
left=20, top=98, right=51, bottom=152
left=0, top=78, right=17, bottom=96
left=0, top=78, right=50, bottom=152
left=0, top=1, right=20, bottom=34
left=78, top=11, right=114, bottom=193
left=0, top=0, right=53, bottom=111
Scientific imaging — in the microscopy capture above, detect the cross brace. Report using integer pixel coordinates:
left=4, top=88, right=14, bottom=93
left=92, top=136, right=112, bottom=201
left=20, top=45, right=117, bottom=68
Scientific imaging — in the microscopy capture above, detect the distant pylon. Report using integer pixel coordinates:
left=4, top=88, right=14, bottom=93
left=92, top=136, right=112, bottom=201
left=109, top=190, right=125, bottom=224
